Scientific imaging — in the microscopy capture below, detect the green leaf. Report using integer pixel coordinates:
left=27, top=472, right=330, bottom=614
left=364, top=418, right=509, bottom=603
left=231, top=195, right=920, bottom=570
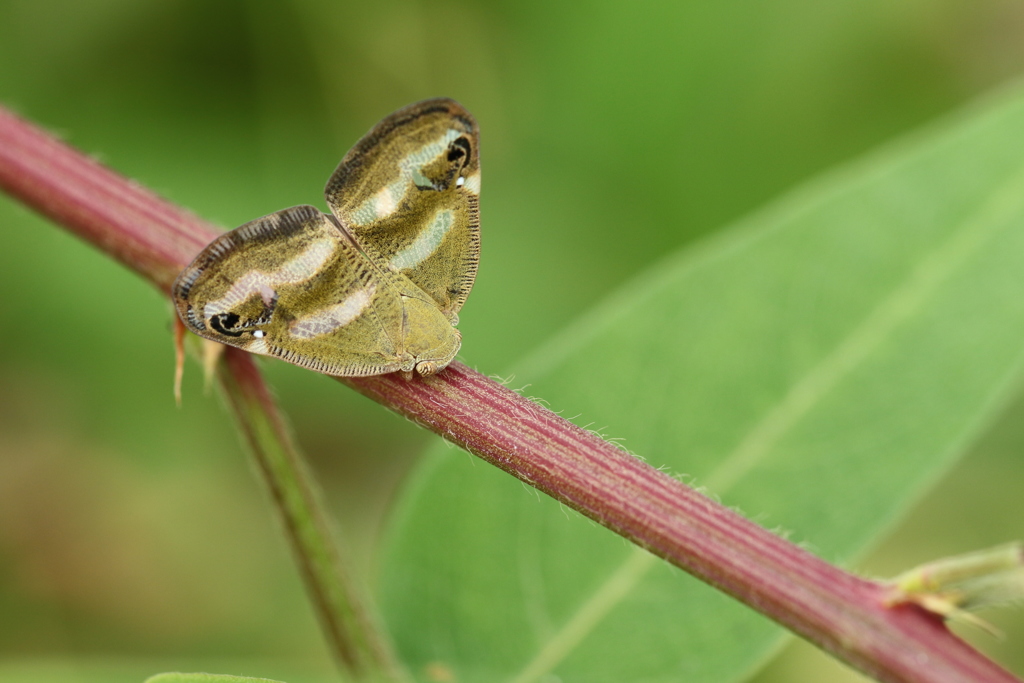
left=380, top=82, right=1024, bottom=683
left=144, top=674, right=286, bottom=683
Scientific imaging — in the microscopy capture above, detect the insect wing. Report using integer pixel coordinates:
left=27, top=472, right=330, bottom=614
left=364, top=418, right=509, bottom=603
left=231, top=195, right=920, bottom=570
left=324, top=98, right=480, bottom=320
left=172, top=205, right=451, bottom=376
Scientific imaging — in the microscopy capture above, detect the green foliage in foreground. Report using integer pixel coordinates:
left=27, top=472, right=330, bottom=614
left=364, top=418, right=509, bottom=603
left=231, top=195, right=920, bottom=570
left=145, top=675, right=286, bottom=683
left=380, top=86, right=1024, bottom=682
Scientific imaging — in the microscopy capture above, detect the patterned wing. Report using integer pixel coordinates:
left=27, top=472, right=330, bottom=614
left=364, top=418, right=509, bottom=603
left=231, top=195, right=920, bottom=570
left=324, top=98, right=480, bottom=320
left=172, top=205, right=458, bottom=376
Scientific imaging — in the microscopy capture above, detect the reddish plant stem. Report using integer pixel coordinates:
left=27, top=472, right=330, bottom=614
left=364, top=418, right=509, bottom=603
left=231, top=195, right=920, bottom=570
left=349, top=367, right=1010, bottom=683
left=0, top=105, right=1017, bottom=683
left=0, top=107, right=402, bottom=681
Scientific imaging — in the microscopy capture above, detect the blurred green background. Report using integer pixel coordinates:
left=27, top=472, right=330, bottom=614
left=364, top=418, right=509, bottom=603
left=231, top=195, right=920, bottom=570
left=1, top=1, right=1023, bottom=681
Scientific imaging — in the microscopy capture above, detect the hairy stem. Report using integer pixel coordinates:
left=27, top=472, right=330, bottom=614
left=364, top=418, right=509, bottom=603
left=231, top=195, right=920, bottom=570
left=0, top=105, right=1018, bottom=683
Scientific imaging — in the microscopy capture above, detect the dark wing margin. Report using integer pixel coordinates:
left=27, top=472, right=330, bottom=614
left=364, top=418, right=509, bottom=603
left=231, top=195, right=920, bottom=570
left=172, top=204, right=331, bottom=328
